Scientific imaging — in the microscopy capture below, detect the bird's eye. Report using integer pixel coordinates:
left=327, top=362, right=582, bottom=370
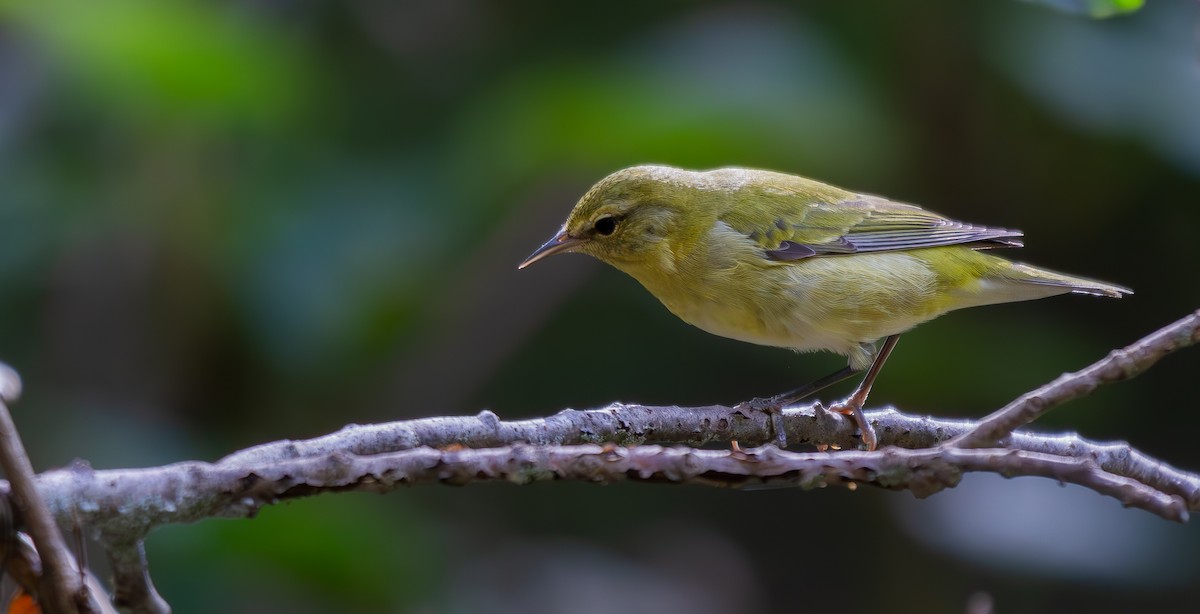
left=593, top=215, right=618, bottom=236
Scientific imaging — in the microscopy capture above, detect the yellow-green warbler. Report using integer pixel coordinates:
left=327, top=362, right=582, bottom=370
left=519, top=166, right=1130, bottom=450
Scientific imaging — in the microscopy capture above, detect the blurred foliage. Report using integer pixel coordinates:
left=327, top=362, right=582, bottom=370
left=4, top=0, right=310, bottom=127
left=1023, top=0, right=1145, bottom=19
left=0, top=0, right=1197, bottom=612
left=147, top=494, right=442, bottom=613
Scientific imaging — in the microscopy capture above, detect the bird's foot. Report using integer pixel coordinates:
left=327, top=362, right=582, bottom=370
left=827, top=401, right=877, bottom=451
left=735, top=395, right=783, bottom=413
left=734, top=397, right=788, bottom=448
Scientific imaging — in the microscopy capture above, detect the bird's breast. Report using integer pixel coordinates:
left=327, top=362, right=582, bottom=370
left=622, top=223, right=846, bottom=354
left=623, top=233, right=955, bottom=363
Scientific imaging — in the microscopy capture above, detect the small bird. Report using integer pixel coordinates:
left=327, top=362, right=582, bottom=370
left=519, top=166, right=1130, bottom=450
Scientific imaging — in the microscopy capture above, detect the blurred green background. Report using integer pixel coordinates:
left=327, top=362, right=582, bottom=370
left=1, top=0, right=1198, bottom=612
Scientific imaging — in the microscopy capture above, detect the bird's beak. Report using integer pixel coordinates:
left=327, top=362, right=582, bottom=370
left=518, top=229, right=586, bottom=269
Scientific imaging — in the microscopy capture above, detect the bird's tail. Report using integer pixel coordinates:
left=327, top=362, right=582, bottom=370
left=1004, top=262, right=1132, bottom=299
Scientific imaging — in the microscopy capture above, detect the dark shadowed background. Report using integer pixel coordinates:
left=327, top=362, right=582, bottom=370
left=1, top=0, right=1198, bottom=612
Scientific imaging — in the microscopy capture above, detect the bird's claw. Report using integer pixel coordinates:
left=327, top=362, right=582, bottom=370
left=736, top=396, right=783, bottom=414
left=828, top=401, right=877, bottom=451
left=734, top=396, right=789, bottom=448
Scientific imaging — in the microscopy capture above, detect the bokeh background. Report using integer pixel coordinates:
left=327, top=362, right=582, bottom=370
left=2, top=0, right=1199, bottom=612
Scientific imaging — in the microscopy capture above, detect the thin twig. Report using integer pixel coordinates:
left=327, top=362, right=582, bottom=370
left=106, top=539, right=169, bottom=614
left=0, top=364, right=20, bottom=403
left=0, top=531, right=43, bottom=606
left=0, top=365, right=88, bottom=614
left=952, top=309, right=1200, bottom=449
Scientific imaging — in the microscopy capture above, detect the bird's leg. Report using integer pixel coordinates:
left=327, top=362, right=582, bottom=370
left=736, top=335, right=900, bottom=450
left=828, top=334, right=901, bottom=451
left=735, top=364, right=859, bottom=450
left=765, top=364, right=860, bottom=408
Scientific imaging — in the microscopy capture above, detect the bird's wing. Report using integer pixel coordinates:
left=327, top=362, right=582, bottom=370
left=723, top=194, right=1023, bottom=262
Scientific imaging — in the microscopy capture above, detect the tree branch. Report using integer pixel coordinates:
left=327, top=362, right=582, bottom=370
left=953, top=309, right=1200, bottom=448
left=106, top=539, right=168, bottom=614
left=217, top=403, right=1200, bottom=510
left=0, top=365, right=90, bottom=614
left=25, top=441, right=1192, bottom=538
left=0, top=310, right=1195, bottom=613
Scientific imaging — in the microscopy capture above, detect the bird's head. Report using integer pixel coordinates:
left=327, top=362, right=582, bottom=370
left=519, top=166, right=706, bottom=273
